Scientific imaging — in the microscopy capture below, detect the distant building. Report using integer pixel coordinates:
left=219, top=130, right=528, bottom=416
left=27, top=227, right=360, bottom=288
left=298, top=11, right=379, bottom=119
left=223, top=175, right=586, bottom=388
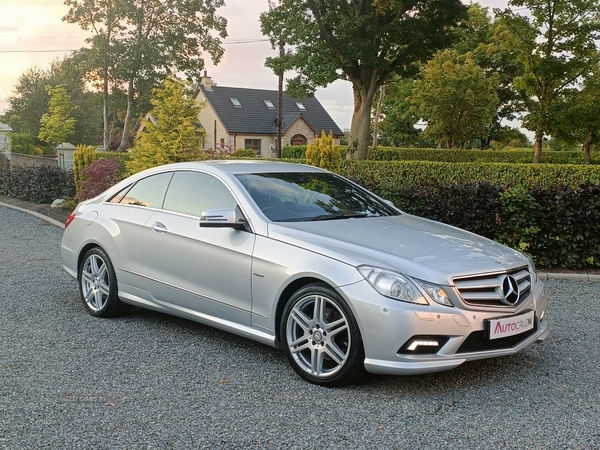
left=0, top=122, right=13, bottom=160
left=195, top=73, right=343, bottom=156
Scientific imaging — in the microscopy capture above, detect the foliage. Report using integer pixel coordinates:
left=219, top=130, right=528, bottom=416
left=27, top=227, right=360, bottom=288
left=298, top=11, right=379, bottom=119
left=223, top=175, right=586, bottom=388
left=0, top=164, right=75, bottom=203
left=38, top=85, right=77, bottom=147
left=260, top=0, right=467, bottom=160
left=232, top=149, right=257, bottom=158
left=10, top=133, right=41, bottom=155
left=375, top=78, right=422, bottom=147
left=282, top=146, right=307, bottom=159
left=77, top=158, right=124, bottom=201
left=73, top=144, right=99, bottom=194
left=549, top=70, right=600, bottom=164
left=5, top=57, right=103, bottom=146
left=495, top=185, right=541, bottom=251
left=127, top=77, right=204, bottom=174
left=366, top=147, right=589, bottom=164
left=65, top=0, right=228, bottom=152
left=499, top=0, right=600, bottom=163
left=410, top=50, right=499, bottom=148
left=306, top=131, right=341, bottom=172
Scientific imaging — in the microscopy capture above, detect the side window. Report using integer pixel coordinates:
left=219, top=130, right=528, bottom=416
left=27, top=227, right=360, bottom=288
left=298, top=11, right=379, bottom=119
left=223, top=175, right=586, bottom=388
left=115, top=172, right=173, bottom=208
left=163, top=171, right=237, bottom=217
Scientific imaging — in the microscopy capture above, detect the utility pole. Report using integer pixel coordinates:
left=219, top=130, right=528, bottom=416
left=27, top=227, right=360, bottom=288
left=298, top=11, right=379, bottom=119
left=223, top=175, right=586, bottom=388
left=277, top=39, right=284, bottom=158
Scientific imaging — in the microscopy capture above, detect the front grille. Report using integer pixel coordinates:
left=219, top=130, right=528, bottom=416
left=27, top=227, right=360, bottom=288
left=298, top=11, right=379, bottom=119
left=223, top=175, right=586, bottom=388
left=453, top=266, right=532, bottom=308
left=456, top=321, right=538, bottom=353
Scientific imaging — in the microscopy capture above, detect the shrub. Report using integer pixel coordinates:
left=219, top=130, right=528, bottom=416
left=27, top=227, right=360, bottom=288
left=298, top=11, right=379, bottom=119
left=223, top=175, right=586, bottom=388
left=77, top=158, right=124, bottom=201
left=232, top=148, right=257, bottom=158
left=282, top=146, right=307, bottom=159
left=73, top=144, right=98, bottom=195
left=306, top=131, right=341, bottom=172
left=367, top=147, right=592, bottom=165
left=0, top=164, right=75, bottom=203
left=10, top=133, right=40, bottom=155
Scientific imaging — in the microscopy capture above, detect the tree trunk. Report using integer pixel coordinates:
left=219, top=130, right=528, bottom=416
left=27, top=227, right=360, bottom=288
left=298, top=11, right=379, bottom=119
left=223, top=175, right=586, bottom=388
left=372, top=85, right=385, bottom=149
left=118, top=76, right=135, bottom=152
left=347, top=83, right=377, bottom=160
left=103, top=68, right=110, bottom=150
left=533, top=126, right=543, bottom=164
left=582, top=130, right=594, bottom=165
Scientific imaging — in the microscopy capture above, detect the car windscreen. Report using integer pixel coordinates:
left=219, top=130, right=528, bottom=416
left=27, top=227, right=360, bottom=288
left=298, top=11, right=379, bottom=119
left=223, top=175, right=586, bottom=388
left=235, top=172, right=400, bottom=222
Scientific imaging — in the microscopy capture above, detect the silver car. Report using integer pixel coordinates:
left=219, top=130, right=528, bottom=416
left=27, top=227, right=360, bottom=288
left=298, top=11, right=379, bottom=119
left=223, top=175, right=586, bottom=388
left=61, top=161, right=550, bottom=386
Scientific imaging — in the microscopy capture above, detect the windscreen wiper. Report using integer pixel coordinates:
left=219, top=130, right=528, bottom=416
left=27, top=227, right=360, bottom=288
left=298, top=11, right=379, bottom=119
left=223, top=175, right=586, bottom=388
left=308, top=213, right=370, bottom=221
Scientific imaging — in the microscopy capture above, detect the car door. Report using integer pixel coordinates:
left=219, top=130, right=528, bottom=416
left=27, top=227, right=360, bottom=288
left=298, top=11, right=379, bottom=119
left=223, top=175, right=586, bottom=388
left=101, top=171, right=173, bottom=291
left=142, top=170, right=255, bottom=326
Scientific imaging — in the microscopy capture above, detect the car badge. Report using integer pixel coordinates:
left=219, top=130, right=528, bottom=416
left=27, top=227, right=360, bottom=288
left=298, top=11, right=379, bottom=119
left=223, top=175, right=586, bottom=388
left=500, top=275, right=520, bottom=305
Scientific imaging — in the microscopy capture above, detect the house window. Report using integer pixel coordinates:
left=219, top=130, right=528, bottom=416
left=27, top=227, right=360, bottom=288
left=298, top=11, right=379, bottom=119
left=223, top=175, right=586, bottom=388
left=264, top=100, right=275, bottom=109
left=291, top=134, right=307, bottom=145
left=296, top=102, right=306, bottom=111
left=245, top=139, right=261, bottom=152
left=230, top=98, right=242, bottom=108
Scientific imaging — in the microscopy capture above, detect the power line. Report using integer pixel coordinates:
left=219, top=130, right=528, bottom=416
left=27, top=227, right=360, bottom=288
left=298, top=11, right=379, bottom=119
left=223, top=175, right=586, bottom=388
left=0, top=37, right=270, bottom=53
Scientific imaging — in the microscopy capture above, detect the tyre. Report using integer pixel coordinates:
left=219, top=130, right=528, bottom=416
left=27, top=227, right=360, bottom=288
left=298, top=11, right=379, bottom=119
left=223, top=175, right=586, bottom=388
left=281, top=282, right=365, bottom=386
left=78, top=247, right=125, bottom=318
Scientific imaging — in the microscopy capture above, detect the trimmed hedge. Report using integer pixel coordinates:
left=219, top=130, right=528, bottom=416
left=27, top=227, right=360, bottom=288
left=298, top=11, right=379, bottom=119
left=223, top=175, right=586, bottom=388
left=0, top=162, right=75, bottom=203
left=367, top=147, right=594, bottom=164
left=339, top=160, right=600, bottom=191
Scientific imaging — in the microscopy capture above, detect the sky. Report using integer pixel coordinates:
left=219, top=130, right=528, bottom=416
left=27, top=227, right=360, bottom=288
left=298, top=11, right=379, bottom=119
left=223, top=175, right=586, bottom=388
left=0, top=0, right=509, bottom=130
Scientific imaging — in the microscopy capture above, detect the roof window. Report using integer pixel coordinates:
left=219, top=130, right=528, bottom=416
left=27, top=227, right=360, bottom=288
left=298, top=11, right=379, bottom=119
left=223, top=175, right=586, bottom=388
left=296, top=102, right=306, bottom=111
left=264, top=100, right=275, bottom=109
left=230, top=98, right=242, bottom=108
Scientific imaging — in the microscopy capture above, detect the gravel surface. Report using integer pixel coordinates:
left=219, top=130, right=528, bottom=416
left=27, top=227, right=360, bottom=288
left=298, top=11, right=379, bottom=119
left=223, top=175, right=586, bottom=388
left=1, top=205, right=599, bottom=449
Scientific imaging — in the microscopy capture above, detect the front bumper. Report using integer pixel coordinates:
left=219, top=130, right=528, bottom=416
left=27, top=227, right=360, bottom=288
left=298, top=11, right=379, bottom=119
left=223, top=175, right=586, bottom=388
left=339, top=278, right=550, bottom=376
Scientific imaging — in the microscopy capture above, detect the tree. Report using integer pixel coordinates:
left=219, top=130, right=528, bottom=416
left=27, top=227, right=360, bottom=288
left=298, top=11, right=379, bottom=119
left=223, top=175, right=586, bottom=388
left=5, top=57, right=103, bottom=146
left=127, top=77, right=204, bottom=174
left=549, top=70, right=600, bottom=164
left=38, top=85, right=77, bottom=147
left=374, top=77, right=421, bottom=147
left=499, top=0, right=600, bottom=163
left=452, top=4, right=527, bottom=149
left=64, top=0, right=128, bottom=150
left=260, top=0, right=467, bottom=160
left=410, top=50, right=499, bottom=148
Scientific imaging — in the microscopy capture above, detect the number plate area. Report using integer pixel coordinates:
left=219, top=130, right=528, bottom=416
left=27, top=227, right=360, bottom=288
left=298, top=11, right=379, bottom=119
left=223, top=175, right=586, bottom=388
left=486, top=310, right=535, bottom=340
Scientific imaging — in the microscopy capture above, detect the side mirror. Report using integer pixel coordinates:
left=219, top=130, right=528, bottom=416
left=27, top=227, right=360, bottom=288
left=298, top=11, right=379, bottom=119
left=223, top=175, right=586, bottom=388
left=199, top=207, right=247, bottom=230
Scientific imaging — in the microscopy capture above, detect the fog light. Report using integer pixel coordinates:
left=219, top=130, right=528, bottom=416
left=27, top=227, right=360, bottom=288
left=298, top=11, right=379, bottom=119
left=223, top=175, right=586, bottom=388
left=399, top=336, right=449, bottom=354
left=407, top=340, right=439, bottom=351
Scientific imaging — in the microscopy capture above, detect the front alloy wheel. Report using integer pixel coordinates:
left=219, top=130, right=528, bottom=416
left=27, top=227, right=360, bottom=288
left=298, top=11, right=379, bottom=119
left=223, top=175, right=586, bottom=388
left=78, top=247, right=125, bottom=317
left=281, top=283, right=365, bottom=386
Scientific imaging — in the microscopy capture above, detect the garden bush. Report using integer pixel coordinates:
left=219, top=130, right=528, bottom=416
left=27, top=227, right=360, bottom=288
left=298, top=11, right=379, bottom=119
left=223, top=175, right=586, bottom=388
left=0, top=163, right=75, bottom=203
left=367, top=147, right=593, bottom=165
left=77, top=158, right=125, bottom=201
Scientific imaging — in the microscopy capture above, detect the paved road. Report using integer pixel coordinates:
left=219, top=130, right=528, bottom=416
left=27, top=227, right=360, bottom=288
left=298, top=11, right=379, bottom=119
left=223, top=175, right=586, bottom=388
left=1, top=206, right=599, bottom=449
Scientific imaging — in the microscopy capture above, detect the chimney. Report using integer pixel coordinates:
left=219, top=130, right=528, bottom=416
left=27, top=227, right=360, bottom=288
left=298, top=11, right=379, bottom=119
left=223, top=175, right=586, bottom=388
left=201, top=70, right=213, bottom=91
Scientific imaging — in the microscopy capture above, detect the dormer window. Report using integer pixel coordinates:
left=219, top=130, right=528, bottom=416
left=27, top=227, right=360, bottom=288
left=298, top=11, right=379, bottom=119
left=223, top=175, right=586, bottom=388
left=264, top=100, right=275, bottom=109
left=296, top=102, right=306, bottom=111
left=230, top=98, right=242, bottom=108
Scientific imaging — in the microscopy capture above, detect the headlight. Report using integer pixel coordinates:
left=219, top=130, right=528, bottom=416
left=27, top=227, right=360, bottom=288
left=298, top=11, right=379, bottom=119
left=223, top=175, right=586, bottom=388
left=358, top=266, right=428, bottom=305
left=525, top=254, right=539, bottom=284
left=418, top=281, right=453, bottom=307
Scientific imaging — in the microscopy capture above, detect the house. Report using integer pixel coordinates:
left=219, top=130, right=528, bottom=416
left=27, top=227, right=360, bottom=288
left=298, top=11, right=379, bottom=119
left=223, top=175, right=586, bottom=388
left=195, top=73, right=343, bottom=156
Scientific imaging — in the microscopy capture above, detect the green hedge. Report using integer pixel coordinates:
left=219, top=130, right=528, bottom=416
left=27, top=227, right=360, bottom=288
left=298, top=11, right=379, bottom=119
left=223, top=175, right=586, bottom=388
left=367, top=147, right=593, bottom=164
left=284, top=145, right=593, bottom=164
left=336, top=160, right=600, bottom=269
left=0, top=162, right=75, bottom=203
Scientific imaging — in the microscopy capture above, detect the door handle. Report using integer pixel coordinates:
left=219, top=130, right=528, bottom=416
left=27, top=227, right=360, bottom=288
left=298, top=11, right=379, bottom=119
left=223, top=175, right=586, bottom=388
left=150, top=222, right=168, bottom=234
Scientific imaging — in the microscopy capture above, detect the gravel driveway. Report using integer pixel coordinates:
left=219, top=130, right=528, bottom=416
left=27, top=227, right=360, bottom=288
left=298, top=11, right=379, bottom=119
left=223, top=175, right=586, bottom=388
left=1, top=206, right=599, bottom=449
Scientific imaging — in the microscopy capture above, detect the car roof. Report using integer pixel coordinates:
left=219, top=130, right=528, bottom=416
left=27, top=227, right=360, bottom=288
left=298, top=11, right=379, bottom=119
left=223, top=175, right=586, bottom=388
left=154, top=160, right=328, bottom=175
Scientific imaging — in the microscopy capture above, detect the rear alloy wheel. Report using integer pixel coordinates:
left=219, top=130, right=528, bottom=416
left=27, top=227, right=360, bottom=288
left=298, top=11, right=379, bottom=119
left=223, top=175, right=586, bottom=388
left=281, top=283, right=365, bottom=386
left=78, top=247, right=125, bottom=317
